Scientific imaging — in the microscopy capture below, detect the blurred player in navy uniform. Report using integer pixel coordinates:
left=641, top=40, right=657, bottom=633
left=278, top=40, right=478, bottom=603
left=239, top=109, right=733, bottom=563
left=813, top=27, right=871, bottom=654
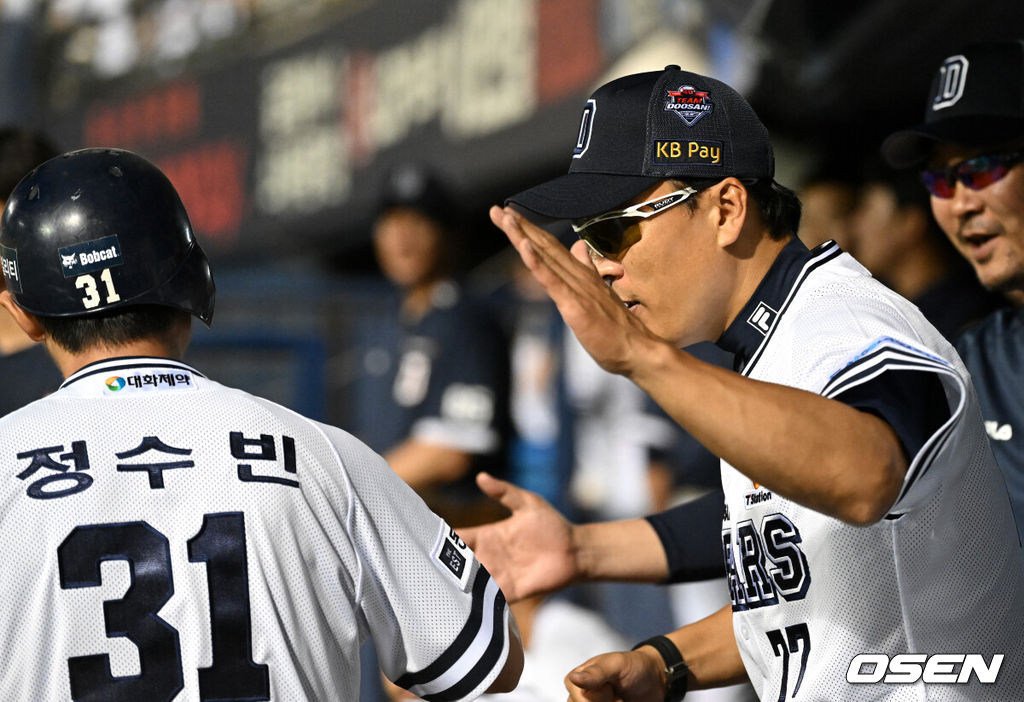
left=353, top=162, right=511, bottom=527
left=883, top=39, right=1024, bottom=543
left=0, top=148, right=522, bottom=701
left=0, top=126, right=63, bottom=415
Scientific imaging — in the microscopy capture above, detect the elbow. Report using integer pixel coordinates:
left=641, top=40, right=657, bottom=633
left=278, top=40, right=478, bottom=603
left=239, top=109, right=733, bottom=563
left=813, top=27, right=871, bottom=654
left=486, top=631, right=524, bottom=693
left=841, top=457, right=906, bottom=527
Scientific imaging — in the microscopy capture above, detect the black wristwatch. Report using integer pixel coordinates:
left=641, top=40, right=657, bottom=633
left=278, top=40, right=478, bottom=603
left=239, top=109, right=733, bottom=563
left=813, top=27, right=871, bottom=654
left=632, top=635, right=689, bottom=702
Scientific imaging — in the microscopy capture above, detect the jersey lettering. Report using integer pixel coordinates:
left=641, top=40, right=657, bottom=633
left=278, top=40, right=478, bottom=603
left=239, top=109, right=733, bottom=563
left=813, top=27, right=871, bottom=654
left=58, top=514, right=270, bottom=701
left=723, top=514, right=811, bottom=611
left=737, top=521, right=778, bottom=606
left=12, top=433, right=299, bottom=501
left=767, top=623, right=811, bottom=701
left=762, top=514, right=811, bottom=601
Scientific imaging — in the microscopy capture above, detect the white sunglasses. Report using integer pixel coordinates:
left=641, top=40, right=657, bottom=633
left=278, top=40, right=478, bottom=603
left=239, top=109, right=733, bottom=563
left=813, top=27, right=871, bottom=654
left=571, top=187, right=699, bottom=257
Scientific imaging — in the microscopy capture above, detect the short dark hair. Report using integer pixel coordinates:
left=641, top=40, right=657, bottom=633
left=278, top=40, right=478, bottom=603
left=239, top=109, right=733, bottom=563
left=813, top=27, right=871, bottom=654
left=37, top=305, right=190, bottom=354
left=0, top=127, right=59, bottom=202
left=748, top=179, right=802, bottom=240
left=672, top=178, right=802, bottom=240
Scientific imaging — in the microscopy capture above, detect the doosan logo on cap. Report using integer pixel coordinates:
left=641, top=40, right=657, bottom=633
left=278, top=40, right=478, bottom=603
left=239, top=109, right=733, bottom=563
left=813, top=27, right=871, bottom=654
left=883, top=39, right=1024, bottom=168
left=932, top=54, right=969, bottom=111
left=664, top=85, right=714, bottom=126
left=506, top=65, right=774, bottom=221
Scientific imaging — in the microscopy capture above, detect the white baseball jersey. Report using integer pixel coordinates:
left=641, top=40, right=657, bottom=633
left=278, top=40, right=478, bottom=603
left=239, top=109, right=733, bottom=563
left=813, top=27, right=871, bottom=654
left=0, top=357, right=511, bottom=701
left=717, top=240, right=1024, bottom=701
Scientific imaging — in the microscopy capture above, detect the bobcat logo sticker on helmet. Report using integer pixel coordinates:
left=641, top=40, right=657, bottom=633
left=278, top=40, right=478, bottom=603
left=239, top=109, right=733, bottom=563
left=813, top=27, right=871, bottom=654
left=665, top=86, right=714, bottom=126
left=58, top=235, right=123, bottom=278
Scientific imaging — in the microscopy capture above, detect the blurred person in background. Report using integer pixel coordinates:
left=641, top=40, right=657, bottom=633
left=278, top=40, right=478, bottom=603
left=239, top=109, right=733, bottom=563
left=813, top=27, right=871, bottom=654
left=0, top=126, right=63, bottom=416
left=488, top=236, right=685, bottom=646
left=883, top=38, right=1024, bottom=543
left=794, top=151, right=861, bottom=252
left=484, top=250, right=574, bottom=514
left=349, top=162, right=511, bottom=529
left=850, top=157, right=1002, bottom=339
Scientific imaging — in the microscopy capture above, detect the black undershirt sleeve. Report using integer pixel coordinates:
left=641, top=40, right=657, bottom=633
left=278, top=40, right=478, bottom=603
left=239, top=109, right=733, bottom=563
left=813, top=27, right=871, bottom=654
left=646, top=489, right=726, bottom=583
left=833, top=369, right=950, bottom=463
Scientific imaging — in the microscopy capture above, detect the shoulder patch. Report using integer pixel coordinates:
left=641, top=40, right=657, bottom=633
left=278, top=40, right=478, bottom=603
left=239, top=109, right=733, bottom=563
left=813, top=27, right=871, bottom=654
left=432, top=522, right=475, bottom=592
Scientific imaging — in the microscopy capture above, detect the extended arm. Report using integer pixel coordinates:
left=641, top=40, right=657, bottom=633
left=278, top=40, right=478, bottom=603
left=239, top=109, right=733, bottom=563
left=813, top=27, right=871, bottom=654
left=460, top=473, right=669, bottom=602
left=490, top=206, right=907, bottom=525
left=630, top=341, right=906, bottom=524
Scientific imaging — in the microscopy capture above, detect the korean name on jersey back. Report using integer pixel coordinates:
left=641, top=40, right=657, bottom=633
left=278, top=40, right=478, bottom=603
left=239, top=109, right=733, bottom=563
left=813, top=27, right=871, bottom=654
left=722, top=512, right=811, bottom=611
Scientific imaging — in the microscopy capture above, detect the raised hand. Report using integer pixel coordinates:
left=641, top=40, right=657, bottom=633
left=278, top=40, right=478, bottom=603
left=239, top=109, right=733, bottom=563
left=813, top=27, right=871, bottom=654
left=459, top=472, right=580, bottom=602
left=489, top=206, right=659, bottom=377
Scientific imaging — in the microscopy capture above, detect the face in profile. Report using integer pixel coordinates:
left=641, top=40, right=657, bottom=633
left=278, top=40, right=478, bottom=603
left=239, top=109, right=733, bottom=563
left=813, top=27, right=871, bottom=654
left=372, top=207, right=445, bottom=289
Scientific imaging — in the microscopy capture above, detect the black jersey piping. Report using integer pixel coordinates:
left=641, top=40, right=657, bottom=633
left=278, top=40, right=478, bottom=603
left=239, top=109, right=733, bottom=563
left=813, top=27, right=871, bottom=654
left=396, top=566, right=507, bottom=699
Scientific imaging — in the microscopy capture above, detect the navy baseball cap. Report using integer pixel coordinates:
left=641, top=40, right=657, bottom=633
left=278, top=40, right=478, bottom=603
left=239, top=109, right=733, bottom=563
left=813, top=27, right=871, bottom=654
left=507, top=65, right=775, bottom=220
left=376, top=162, right=455, bottom=226
left=882, top=40, right=1024, bottom=168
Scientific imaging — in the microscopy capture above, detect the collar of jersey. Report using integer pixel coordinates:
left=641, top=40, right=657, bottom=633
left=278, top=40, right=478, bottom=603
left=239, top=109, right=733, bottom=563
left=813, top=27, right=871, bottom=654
left=716, top=237, right=816, bottom=369
left=59, top=356, right=206, bottom=391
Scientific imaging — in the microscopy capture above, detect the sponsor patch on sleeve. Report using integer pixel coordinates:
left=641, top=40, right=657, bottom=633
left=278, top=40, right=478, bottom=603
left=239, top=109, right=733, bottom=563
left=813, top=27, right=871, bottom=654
left=651, top=139, right=723, bottom=167
left=432, top=522, right=475, bottom=592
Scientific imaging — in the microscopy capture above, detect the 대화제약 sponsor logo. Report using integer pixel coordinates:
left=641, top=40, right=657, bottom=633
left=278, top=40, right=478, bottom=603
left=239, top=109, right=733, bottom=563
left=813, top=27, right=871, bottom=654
left=101, top=372, right=195, bottom=394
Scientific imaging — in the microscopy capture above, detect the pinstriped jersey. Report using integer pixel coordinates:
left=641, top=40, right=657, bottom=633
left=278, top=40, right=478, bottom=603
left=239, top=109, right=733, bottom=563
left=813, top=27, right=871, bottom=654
left=0, top=357, right=510, bottom=701
left=716, top=240, right=1024, bottom=701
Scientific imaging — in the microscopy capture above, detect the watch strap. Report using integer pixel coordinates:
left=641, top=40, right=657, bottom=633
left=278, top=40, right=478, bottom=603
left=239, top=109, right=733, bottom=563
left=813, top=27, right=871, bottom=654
left=632, top=635, right=689, bottom=701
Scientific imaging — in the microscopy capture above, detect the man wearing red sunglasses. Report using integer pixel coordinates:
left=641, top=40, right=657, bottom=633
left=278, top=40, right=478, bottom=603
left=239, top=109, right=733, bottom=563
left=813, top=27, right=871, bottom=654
left=883, top=39, right=1024, bottom=545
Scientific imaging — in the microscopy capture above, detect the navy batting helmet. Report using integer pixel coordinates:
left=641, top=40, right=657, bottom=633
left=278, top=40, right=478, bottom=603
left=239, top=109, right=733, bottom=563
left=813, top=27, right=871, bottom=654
left=0, top=148, right=214, bottom=324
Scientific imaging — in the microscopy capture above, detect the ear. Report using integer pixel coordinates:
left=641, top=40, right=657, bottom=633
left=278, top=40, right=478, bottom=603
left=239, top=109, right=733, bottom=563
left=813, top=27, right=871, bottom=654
left=708, top=177, right=748, bottom=248
left=0, top=290, right=46, bottom=342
